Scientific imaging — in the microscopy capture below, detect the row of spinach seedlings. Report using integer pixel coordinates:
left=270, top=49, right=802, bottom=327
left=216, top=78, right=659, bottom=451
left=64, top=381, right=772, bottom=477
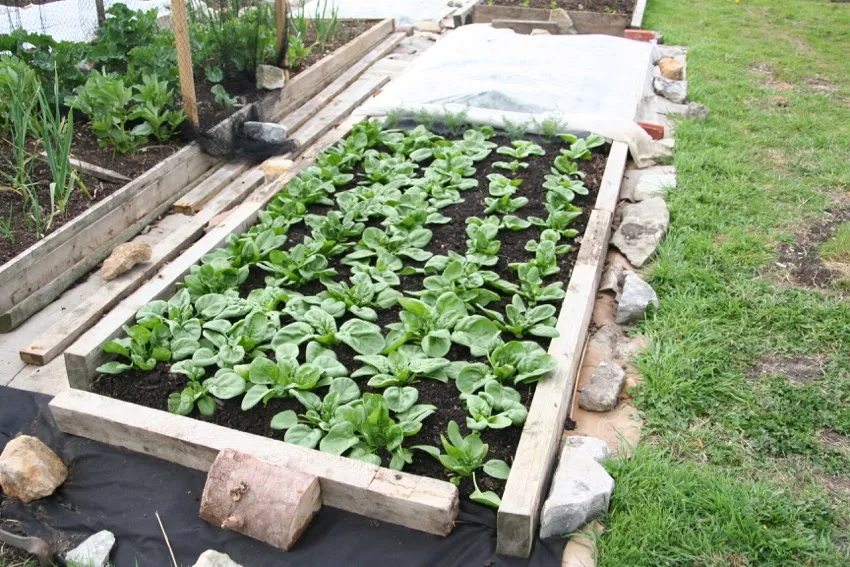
left=96, top=119, right=604, bottom=506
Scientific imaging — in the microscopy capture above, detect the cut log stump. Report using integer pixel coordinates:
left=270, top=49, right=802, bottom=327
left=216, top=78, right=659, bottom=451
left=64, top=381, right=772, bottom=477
left=199, top=449, right=321, bottom=550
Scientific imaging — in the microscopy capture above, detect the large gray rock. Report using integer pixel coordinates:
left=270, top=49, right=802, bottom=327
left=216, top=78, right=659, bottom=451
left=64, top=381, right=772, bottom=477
left=65, top=530, right=115, bottom=567
left=611, top=197, right=669, bottom=267
left=686, top=101, right=710, bottom=120
left=193, top=550, right=244, bottom=567
left=255, top=64, right=286, bottom=90
left=243, top=121, right=290, bottom=145
left=615, top=272, right=659, bottom=324
left=0, top=435, right=68, bottom=503
left=653, top=76, right=688, bottom=104
left=561, top=436, right=611, bottom=464
left=579, top=361, right=627, bottom=412
left=633, top=169, right=676, bottom=202
left=540, top=437, right=614, bottom=538
left=549, top=8, right=578, bottom=34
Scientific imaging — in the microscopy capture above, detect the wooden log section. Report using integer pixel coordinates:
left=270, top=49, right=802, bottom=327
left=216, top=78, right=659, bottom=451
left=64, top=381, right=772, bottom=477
left=49, top=390, right=459, bottom=537
left=200, top=449, right=321, bottom=550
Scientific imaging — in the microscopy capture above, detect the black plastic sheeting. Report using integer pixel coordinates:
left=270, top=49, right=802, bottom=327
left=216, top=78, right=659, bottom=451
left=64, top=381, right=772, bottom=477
left=0, top=387, right=565, bottom=566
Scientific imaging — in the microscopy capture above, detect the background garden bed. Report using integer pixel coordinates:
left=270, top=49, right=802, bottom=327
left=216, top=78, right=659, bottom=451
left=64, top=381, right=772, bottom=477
left=489, top=0, right=635, bottom=16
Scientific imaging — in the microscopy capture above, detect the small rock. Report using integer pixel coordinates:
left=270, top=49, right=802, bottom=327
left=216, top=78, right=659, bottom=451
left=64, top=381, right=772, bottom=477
left=65, top=530, right=115, bottom=567
left=243, top=121, right=289, bottom=145
left=579, top=361, right=627, bottom=411
left=0, top=435, right=68, bottom=503
left=255, top=64, right=286, bottom=90
left=685, top=101, right=709, bottom=120
left=611, top=197, right=669, bottom=267
left=100, top=242, right=152, bottom=281
left=615, top=272, right=659, bottom=324
left=540, top=452, right=614, bottom=538
left=396, top=24, right=414, bottom=36
left=414, top=20, right=442, bottom=34
left=193, top=549, right=244, bottom=567
left=561, top=436, right=611, bottom=464
left=447, top=0, right=463, bottom=6
left=530, top=28, right=551, bottom=36
left=548, top=8, right=578, bottom=34
left=653, top=76, right=687, bottom=104
left=262, top=156, right=295, bottom=180
left=657, top=57, right=684, bottom=80
left=77, top=60, right=94, bottom=72
left=599, top=266, right=624, bottom=293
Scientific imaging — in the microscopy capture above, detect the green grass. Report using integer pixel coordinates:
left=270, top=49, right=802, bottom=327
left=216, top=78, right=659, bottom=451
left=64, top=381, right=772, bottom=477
left=820, top=222, right=850, bottom=263
left=596, top=0, right=850, bottom=565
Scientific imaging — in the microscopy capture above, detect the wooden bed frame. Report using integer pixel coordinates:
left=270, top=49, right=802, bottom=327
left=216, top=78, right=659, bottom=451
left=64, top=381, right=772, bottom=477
left=0, top=18, right=396, bottom=334
left=48, top=122, right=629, bottom=552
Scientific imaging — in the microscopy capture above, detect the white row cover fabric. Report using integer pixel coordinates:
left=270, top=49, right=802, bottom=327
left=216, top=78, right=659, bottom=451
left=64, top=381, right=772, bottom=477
left=360, top=25, right=669, bottom=166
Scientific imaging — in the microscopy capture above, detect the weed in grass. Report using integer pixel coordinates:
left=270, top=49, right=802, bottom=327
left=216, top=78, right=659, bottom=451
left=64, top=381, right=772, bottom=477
left=820, top=222, right=850, bottom=264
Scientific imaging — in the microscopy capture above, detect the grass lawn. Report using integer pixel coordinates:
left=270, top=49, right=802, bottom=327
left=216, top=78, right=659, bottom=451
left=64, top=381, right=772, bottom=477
left=596, top=0, right=850, bottom=565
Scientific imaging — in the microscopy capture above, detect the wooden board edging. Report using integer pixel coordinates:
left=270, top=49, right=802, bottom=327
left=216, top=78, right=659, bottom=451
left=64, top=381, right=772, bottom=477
left=0, top=18, right=395, bottom=333
left=64, top=80, right=385, bottom=389
left=496, top=143, right=627, bottom=558
left=631, top=0, right=648, bottom=29
left=49, top=389, right=459, bottom=537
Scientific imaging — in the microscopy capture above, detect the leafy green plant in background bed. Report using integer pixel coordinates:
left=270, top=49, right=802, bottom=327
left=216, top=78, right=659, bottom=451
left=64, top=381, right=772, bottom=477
left=273, top=307, right=385, bottom=355
left=463, top=379, right=528, bottom=431
left=384, top=292, right=469, bottom=357
left=352, top=345, right=450, bottom=387
left=409, top=252, right=518, bottom=307
left=479, top=295, right=560, bottom=339
left=455, top=340, right=557, bottom=394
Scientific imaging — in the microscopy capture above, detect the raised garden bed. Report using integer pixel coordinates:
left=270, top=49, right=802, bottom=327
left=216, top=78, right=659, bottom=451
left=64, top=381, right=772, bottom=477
left=50, top=113, right=630, bottom=555
left=456, top=0, right=647, bottom=33
left=0, top=17, right=397, bottom=333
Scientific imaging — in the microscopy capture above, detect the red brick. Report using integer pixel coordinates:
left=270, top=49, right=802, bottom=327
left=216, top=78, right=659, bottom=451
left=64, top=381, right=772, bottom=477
left=624, top=29, right=657, bottom=42
left=637, top=121, right=665, bottom=140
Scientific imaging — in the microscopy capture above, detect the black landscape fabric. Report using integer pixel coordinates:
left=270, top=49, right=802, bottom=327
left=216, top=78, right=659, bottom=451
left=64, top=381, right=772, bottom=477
left=0, top=386, right=566, bottom=566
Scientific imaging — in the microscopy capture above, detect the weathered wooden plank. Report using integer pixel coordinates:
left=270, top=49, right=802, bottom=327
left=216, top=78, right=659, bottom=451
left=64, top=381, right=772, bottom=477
left=49, top=389, right=459, bottom=536
left=64, top=81, right=384, bottom=388
left=39, top=152, right=131, bottom=183
left=569, top=12, right=628, bottom=36
left=19, top=168, right=266, bottom=366
left=594, top=142, right=629, bottom=213
left=452, top=0, right=483, bottom=27
left=491, top=19, right=561, bottom=34
left=172, top=161, right=249, bottom=215
left=631, top=0, right=648, bottom=29
left=497, top=208, right=613, bottom=557
left=471, top=4, right=550, bottom=23
left=268, top=19, right=395, bottom=122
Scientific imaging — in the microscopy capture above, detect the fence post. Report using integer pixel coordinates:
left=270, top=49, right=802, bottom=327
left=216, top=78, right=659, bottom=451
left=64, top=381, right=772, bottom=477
left=95, top=0, right=106, bottom=25
left=171, top=0, right=198, bottom=127
left=275, top=0, right=287, bottom=67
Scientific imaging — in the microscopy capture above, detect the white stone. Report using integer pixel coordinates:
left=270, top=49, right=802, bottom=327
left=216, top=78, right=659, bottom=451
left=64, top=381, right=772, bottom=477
left=561, top=436, right=611, bottom=464
left=686, top=101, right=709, bottom=120
left=243, top=121, right=289, bottom=145
left=611, top=197, right=669, bottom=267
left=65, top=530, right=115, bottom=567
left=653, top=76, right=688, bottom=104
left=0, top=435, right=68, bottom=503
left=615, top=272, right=659, bottom=324
left=579, top=361, right=627, bottom=411
left=193, top=550, right=244, bottom=567
left=530, top=28, right=551, bottom=36
left=255, top=64, right=286, bottom=90
left=540, top=453, right=614, bottom=538
left=633, top=171, right=676, bottom=201
left=549, top=8, right=577, bottom=35
left=599, top=266, right=622, bottom=293
left=414, top=20, right=442, bottom=34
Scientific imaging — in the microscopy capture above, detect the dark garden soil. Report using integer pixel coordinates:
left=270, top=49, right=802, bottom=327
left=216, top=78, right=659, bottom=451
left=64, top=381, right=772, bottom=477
left=776, top=207, right=850, bottom=290
left=0, top=142, right=124, bottom=265
left=93, top=133, right=607, bottom=494
left=491, top=0, right=635, bottom=16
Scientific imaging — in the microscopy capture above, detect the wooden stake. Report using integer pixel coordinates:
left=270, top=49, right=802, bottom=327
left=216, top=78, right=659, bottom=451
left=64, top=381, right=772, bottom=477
left=275, top=0, right=287, bottom=67
left=155, top=511, right=178, bottom=567
left=171, top=0, right=198, bottom=127
left=95, top=0, right=105, bottom=25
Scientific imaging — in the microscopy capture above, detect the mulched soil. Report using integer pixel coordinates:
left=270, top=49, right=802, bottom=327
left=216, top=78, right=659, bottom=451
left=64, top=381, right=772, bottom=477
left=0, top=141, right=123, bottom=265
left=490, top=0, right=635, bottom=15
left=0, top=20, right=376, bottom=267
left=92, top=134, right=607, bottom=494
left=776, top=207, right=850, bottom=289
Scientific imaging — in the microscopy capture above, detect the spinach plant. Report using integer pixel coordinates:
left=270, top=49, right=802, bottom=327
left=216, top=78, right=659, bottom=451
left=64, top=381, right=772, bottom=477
left=273, top=308, right=385, bottom=355
left=479, top=294, right=559, bottom=339
left=241, top=345, right=328, bottom=410
left=516, top=264, right=566, bottom=304
left=465, top=219, right=501, bottom=267
left=496, top=140, right=545, bottom=160
left=455, top=340, right=557, bottom=394
left=384, top=292, right=469, bottom=357
left=413, top=420, right=511, bottom=498
left=352, top=345, right=450, bottom=387
left=525, top=229, right=573, bottom=256
left=463, top=380, right=528, bottom=431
